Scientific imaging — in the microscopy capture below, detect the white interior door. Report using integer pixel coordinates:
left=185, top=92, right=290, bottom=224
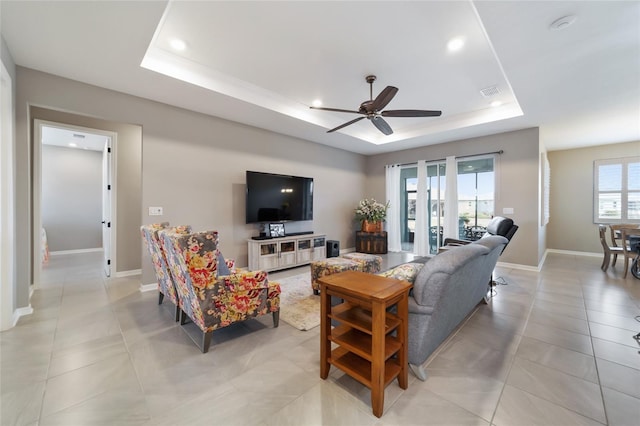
left=102, top=139, right=112, bottom=277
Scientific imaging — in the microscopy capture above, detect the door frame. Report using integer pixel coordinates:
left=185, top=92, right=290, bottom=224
left=32, top=119, right=117, bottom=287
left=1, top=61, right=15, bottom=330
left=102, top=138, right=112, bottom=277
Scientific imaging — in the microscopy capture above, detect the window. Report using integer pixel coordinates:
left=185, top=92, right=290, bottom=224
left=457, top=156, right=496, bottom=240
left=594, top=157, right=640, bottom=223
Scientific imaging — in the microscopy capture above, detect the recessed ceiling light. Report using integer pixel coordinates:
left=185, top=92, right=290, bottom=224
left=170, top=38, right=187, bottom=51
left=68, top=142, right=77, bottom=147
left=312, top=99, right=322, bottom=107
left=490, top=101, right=502, bottom=107
left=549, top=15, right=577, bottom=31
left=447, top=37, right=465, bottom=52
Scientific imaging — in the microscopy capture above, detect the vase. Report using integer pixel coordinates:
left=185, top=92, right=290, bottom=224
left=361, top=220, right=383, bottom=233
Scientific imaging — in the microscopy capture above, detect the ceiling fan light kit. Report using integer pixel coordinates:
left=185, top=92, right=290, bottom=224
left=310, top=75, right=442, bottom=135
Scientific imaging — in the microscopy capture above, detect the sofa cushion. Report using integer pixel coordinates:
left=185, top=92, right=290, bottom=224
left=377, top=262, right=425, bottom=283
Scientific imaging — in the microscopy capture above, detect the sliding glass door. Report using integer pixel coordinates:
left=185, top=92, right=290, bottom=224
left=397, top=155, right=496, bottom=252
left=400, top=162, right=446, bottom=254
left=457, top=156, right=495, bottom=240
left=426, top=162, right=446, bottom=254
left=400, top=168, right=416, bottom=251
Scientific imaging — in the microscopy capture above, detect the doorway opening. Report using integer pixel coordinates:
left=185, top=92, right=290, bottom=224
left=33, top=120, right=116, bottom=287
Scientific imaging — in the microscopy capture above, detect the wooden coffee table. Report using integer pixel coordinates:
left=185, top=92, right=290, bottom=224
left=318, top=270, right=412, bottom=418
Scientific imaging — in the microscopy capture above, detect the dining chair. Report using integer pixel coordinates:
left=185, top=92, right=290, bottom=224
left=620, top=227, right=640, bottom=278
left=609, top=223, right=639, bottom=248
left=598, top=224, right=624, bottom=271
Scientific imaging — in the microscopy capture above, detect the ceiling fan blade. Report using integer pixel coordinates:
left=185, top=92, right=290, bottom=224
left=382, top=109, right=442, bottom=117
left=371, top=86, right=398, bottom=111
left=310, top=106, right=363, bottom=114
left=327, top=116, right=366, bottom=133
left=371, top=116, right=393, bottom=135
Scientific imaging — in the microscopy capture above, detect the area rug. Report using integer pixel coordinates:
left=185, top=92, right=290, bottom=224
left=276, top=272, right=320, bottom=331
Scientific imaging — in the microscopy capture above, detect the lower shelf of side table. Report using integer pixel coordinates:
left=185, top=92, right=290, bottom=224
left=330, top=325, right=401, bottom=362
left=329, top=347, right=401, bottom=389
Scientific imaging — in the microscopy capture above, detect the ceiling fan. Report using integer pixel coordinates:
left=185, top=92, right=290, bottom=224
left=310, top=75, right=442, bottom=135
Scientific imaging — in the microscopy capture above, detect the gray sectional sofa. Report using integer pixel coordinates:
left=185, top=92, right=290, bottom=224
left=382, top=235, right=508, bottom=380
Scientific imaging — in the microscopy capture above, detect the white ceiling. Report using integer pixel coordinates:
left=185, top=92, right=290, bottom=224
left=41, top=126, right=108, bottom=152
left=2, top=1, right=639, bottom=155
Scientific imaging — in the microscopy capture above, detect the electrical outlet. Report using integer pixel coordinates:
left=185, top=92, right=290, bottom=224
left=503, top=207, right=514, bottom=214
left=149, top=206, right=163, bottom=216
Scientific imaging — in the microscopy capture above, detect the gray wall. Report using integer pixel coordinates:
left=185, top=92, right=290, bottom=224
left=17, top=62, right=625, bottom=303
left=140, top=97, right=366, bottom=285
left=41, top=145, right=102, bottom=251
left=29, top=105, right=142, bottom=273
left=365, top=128, right=542, bottom=268
left=547, top=140, right=640, bottom=253
left=14, top=67, right=367, bottom=291
left=15, top=71, right=143, bottom=309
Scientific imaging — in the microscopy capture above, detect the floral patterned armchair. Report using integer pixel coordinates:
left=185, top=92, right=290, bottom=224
left=159, top=229, right=281, bottom=353
left=140, top=223, right=192, bottom=321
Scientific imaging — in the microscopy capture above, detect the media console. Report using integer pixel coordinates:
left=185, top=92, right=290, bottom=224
left=248, top=233, right=326, bottom=272
left=251, top=231, right=314, bottom=240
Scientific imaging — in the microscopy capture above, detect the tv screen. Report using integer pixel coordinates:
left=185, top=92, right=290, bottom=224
left=245, top=171, right=314, bottom=224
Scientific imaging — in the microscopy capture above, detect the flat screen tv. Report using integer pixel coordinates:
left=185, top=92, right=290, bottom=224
left=245, top=171, right=314, bottom=224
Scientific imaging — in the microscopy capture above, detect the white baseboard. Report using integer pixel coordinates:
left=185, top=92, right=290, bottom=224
left=546, top=248, right=602, bottom=258
left=50, top=248, right=103, bottom=255
left=341, top=247, right=356, bottom=254
left=12, top=305, right=33, bottom=327
left=496, top=260, right=540, bottom=272
left=115, top=269, right=141, bottom=278
left=497, top=249, right=602, bottom=273
left=139, top=283, right=157, bottom=293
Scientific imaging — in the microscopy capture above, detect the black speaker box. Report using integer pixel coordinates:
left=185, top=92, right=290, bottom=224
left=326, top=240, right=340, bottom=258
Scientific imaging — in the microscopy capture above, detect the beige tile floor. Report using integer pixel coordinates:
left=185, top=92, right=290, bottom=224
left=1, top=250, right=639, bottom=425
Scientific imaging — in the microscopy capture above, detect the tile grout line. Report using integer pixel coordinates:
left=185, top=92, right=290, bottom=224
left=488, top=268, right=542, bottom=426
left=497, top=257, right=609, bottom=425
left=581, top=271, right=610, bottom=426
left=38, top=261, right=149, bottom=423
left=36, top=263, right=67, bottom=425
left=106, top=275, right=155, bottom=423
left=582, top=266, right=640, bottom=404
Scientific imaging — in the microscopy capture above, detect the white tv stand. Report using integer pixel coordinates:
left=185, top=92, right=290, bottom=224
left=248, top=234, right=326, bottom=272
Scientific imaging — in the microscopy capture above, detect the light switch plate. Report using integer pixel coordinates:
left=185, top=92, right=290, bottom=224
left=502, top=207, right=514, bottom=214
left=149, top=206, right=163, bottom=216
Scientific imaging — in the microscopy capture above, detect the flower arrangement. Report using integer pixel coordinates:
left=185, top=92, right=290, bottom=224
left=354, top=198, right=390, bottom=222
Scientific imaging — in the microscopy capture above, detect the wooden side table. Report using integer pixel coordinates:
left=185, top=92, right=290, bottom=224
left=355, top=231, right=388, bottom=254
left=318, top=270, right=412, bottom=418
